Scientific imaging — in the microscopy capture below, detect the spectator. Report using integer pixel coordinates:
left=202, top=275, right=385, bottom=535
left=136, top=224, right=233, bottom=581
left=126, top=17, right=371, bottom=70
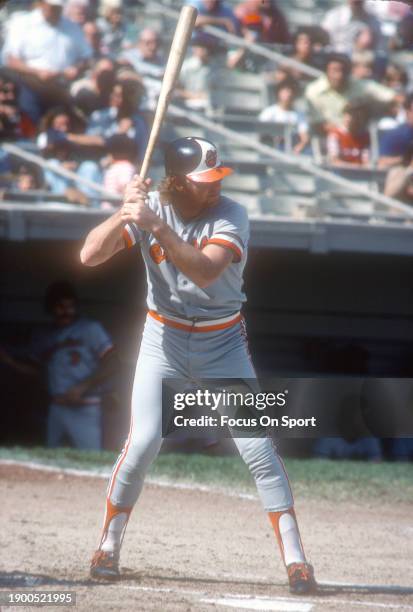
left=121, top=28, right=164, bottom=78
left=384, top=153, right=413, bottom=205
left=378, top=99, right=406, bottom=131
left=382, top=63, right=409, bottom=95
left=0, top=281, right=116, bottom=450
left=292, top=29, right=313, bottom=65
left=14, top=165, right=41, bottom=192
left=259, top=79, right=310, bottom=154
left=102, top=134, right=137, bottom=209
left=390, top=7, right=413, bottom=50
left=175, top=35, right=217, bottom=110
left=351, top=55, right=374, bottom=80
left=66, top=80, right=149, bottom=164
left=190, top=0, right=241, bottom=44
left=37, top=106, right=101, bottom=203
left=305, top=25, right=330, bottom=52
left=0, top=73, right=36, bottom=140
left=305, top=53, right=396, bottom=131
left=38, top=106, right=78, bottom=159
left=64, top=0, right=90, bottom=25
left=71, top=58, right=117, bottom=115
left=281, top=29, right=323, bottom=84
left=120, top=28, right=165, bottom=111
left=226, top=12, right=266, bottom=72
left=83, top=21, right=106, bottom=61
left=352, top=23, right=376, bottom=52
left=352, top=26, right=387, bottom=80
left=322, top=0, right=383, bottom=54
left=367, top=0, right=410, bottom=24
left=0, top=164, right=42, bottom=198
left=97, top=0, right=129, bottom=57
left=379, top=93, right=413, bottom=169
left=234, top=0, right=290, bottom=44
left=86, top=80, right=147, bottom=159
left=326, top=99, right=371, bottom=167
left=2, top=0, right=92, bottom=121
left=264, top=64, right=299, bottom=91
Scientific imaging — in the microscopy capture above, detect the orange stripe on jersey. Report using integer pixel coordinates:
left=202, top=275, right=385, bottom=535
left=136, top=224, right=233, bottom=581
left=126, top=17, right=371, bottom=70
left=123, top=228, right=134, bottom=249
left=206, top=238, right=242, bottom=262
left=99, top=345, right=115, bottom=359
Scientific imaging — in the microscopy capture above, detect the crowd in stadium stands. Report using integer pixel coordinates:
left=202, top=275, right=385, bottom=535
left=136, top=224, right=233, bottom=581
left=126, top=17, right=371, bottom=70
left=1, top=0, right=413, bottom=206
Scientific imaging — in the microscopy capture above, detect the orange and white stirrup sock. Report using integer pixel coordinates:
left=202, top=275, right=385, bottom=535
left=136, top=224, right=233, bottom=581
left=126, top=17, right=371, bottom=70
left=268, top=508, right=306, bottom=566
left=99, top=498, right=132, bottom=555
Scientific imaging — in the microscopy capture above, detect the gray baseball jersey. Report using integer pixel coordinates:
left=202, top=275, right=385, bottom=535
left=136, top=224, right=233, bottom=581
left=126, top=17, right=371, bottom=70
left=99, top=192, right=293, bottom=517
left=122, top=191, right=248, bottom=319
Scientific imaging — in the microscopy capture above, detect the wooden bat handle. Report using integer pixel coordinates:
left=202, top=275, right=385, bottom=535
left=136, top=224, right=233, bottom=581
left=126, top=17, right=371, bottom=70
left=139, top=5, right=198, bottom=181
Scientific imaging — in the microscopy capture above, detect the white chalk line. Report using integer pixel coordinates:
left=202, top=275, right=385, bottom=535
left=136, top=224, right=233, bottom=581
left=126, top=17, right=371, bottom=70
left=201, top=598, right=313, bottom=612
left=119, top=584, right=413, bottom=611
left=0, top=458, right=257, bottom=501
left=202, top=596, right=313, bottom=611
left=321, top=581, right=413, bottom=594
left=316, top=600, right=413, bottom=610
left=121, top=586, right=312, bottom=611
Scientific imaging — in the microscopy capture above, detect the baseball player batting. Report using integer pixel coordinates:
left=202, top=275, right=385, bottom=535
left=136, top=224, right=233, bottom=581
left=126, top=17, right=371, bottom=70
left=80, top=136, right=317, bottom=595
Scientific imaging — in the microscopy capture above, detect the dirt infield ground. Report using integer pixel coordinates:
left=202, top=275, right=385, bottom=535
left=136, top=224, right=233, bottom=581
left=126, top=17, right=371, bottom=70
left=1, top=464, right=413, bottom=612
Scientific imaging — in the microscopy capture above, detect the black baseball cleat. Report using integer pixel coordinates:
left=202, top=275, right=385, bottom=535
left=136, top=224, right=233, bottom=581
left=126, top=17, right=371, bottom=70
left=90, top=549, right=120, bottom=581
left=287, top=562, right=317, bottom=595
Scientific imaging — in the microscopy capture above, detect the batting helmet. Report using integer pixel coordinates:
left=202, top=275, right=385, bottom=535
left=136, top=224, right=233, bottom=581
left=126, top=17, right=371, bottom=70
left=164, top=137, right=233, bottom=183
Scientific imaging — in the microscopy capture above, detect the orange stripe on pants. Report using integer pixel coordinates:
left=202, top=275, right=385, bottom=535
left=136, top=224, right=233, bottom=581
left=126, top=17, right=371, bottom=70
left=268, top=507, right=305, bottom=567
left=99, top=413, right=134, bottom=548
left=99, top=498, right=132, bottom=550
left=107, top=413, right=134, bottom=501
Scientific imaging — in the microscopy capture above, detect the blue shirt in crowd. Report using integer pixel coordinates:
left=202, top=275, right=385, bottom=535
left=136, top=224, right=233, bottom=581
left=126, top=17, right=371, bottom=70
left=189, top=0, right=241, bottom=36
left=379, top=123, right=413, bottom=157
left=87, top=107, right=149, bottom=163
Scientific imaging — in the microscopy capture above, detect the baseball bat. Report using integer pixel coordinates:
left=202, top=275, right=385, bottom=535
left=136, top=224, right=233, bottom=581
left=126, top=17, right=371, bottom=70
left=139, top=5, right=198, bottom=180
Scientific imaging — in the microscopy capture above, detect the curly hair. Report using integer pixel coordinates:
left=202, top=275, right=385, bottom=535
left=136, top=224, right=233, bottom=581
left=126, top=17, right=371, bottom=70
left=158, top=175, right=185, bottom=206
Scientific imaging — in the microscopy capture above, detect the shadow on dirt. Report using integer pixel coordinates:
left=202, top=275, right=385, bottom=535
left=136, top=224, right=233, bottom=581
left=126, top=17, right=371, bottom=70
left=2, top=570, right=413, bottom=599
left=118, top=569, right=413, bottom=597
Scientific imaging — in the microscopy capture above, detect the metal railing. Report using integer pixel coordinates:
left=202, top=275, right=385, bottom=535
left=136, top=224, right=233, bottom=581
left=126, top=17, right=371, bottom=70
left=149, top=1, right=323, bottom=79
left=1, top=143, right=121, bottom=203
left=167, top=103, right=413, bottom=218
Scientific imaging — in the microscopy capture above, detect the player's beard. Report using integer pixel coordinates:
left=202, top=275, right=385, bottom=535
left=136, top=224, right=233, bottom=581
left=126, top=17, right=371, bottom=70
left=159, top=176, right=221, bottom=218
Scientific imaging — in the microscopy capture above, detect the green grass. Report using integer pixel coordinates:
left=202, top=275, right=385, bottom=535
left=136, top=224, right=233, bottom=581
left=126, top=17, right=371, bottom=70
left=0, top=446, right=412, bottom=503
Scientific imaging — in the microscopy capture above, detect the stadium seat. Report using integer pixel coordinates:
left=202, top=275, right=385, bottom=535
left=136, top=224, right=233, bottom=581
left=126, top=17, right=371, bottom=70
left=208, top=69, right=271, bottom=115
left=261, top=191, right=317, bottom=217
left=222, top=190, right=263, bottom=215
left=315, top=167, right=386, bottom=194
left=221, top=172, right=266, bottom=194
left=316, top=192, right=375, bottom=217
left=268, top=166, right=316, bottom=194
